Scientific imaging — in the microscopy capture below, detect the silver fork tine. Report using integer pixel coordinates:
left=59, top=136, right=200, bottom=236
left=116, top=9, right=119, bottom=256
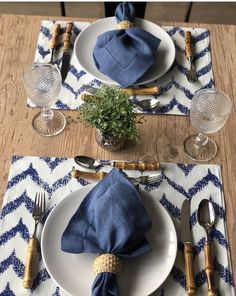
left=148, top=179, right=161, bottom=184
left=149, top=176, right=161, bottom=182
left=147, top=179, right=161, bottom=185
left=42, top=193, right=46, bottom=213
left=147, top=178, right=160, bottom=184
left=38, top=193, right=41, bottom=214
left=39, top=193, right=43, bottom=214
left=33, top=193, right=37, bottom=213
left=36, top=193, right=40, bottom=214
left=147, top=174, right=161, bottom=179
left=147, top=175, right=161, bottom=180
left=147, top=175, right=162, bottom=185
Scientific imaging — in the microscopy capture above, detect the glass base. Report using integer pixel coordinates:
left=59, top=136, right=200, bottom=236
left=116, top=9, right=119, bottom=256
left=32, top=110, right=66, bottom=137
left=183, top=134, right=217, bottom=161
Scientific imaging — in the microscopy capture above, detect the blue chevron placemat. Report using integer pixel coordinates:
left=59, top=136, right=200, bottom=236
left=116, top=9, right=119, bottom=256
left=27, top=21, right=214, bottom=115
left=0, top=156, right=234, bottom=296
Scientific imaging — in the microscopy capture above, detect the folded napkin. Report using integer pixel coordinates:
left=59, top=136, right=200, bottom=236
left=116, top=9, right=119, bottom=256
left=61, top=168, right=152, bottom=296
left=93, top=2, right=161, bottom=87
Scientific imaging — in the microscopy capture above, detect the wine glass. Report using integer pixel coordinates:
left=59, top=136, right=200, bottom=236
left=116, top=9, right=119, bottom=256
left=184, top=89, right=232, bottom=161
left=23, top=63, right=66, bottom=136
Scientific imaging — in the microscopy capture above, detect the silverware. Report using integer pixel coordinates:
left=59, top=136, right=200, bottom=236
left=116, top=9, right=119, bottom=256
left=198, top=199, right=217, bottom=296
left=80, top=93, right=160, bottom=111
left=82, top=84, right=161, bottom=96
left=61, top=22, right=73, bottom=82
left=129, top=174, right=162, bottom=186
left=74, top=155, right=161, bottom=171
left=23, top=193, right=46, bottom=289
left=185, top=31, right=198, bottom=83
left=134, top=98, right=160, bottom=111
left=180, top=199, right=196, bottom=295
left=49, top=24, right=60, bottom=64
left=71, top=167, right=162, bottom=186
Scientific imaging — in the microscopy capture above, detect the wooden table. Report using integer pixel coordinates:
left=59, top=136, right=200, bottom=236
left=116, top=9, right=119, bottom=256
left=0, top=14, right=235, bottom=286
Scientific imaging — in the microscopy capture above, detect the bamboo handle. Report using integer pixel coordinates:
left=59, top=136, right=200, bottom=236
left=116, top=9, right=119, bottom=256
left=81, top=93, right=97, bottom=102
left=63, top=22, right=73, bottom=51
left=49, top=24, right=61, bottom=49
left=184, top=243, right=196, bottom=295
left=71, top=168, right=107, bottom=180
left=185, top=31, right=192, bottom=58
left=114, top=161, right=161, bottom=171
left=81, top=89, right=160, bottom=102
left=207, top=292, right=217, bottom=296
left=204, top=244, right=217, bottom=296
left=22, top=237, right=37, bottom=289
left=122, top=87, right=161, bottom=95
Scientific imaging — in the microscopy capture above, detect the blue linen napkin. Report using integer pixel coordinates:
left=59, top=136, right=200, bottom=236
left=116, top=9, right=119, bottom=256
left=93, top=2, right=161, bottom=87
left=61, top=168, right=152, bottom=296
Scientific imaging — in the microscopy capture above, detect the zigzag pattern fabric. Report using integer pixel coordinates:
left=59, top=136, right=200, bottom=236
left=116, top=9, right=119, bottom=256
left=27, top=21, right=214, bottom=115
left=0, top=156, right=235, bottom=295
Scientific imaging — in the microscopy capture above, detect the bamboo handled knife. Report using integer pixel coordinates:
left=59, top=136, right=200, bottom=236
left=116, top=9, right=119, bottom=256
left=181, top=199, right=196, bottom=295
left=61, top=22, right=73, bottom=82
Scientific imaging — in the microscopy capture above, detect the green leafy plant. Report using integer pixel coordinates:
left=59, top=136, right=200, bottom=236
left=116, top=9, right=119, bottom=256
left=79, top=86, right=142, bottom=141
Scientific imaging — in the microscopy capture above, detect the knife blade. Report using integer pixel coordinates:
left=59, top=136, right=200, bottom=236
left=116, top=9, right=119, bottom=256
left=61, top=22, right=73, bottom=82
left=49, top=24, right=61, bottom=64
left=181, top=199, right=196, bottom=295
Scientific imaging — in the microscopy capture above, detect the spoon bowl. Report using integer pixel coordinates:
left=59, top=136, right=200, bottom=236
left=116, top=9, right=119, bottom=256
left=134, top=98, right=160, bottom=111
left=74, top=156, right=101, bottom=170
left=197, top=199, right=217, bottom=296
left=197, top=199, right=215, bottom=237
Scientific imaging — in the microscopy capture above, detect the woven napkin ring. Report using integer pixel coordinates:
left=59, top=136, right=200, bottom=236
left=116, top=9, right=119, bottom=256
left=93, top=253, right=122, bottom=276
left=117, top=20, right=133, bottom=29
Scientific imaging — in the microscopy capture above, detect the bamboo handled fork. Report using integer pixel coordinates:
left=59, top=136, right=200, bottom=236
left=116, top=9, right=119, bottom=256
left=23, top=193, right=46, bottom=289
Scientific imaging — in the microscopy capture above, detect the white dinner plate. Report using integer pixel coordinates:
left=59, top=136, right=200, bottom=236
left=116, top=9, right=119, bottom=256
left=74, top=17, right=176, bottom=85
left=41, top=184, right=177, bottom=296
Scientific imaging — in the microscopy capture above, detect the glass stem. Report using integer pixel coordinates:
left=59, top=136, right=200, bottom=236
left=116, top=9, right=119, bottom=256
left=41, top=108, right=53, bottom=121
left=194, top=132, right=209, bottom=148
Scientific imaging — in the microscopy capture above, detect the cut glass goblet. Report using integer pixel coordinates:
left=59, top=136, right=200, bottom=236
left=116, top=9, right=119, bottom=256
left=23, top=63, right=66, bottom=136
left=184, top=89, right=232, bottom=161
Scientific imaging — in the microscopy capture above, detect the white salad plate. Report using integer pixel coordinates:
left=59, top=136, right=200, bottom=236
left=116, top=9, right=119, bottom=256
left=41, top=184, right=177, bottom=296
left=74, top=17, right=176, bottom=86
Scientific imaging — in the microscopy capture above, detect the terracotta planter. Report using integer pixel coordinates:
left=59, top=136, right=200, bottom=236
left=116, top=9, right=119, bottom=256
left=95, top=129, right=126, bottom=151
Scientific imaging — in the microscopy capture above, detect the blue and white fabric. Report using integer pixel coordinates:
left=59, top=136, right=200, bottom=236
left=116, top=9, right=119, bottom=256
left=0, top=156, right=234, bottom=295
left=28, top=20, right=214, bottom=115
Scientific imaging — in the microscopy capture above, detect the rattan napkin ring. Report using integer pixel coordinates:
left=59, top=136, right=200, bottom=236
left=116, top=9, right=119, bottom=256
left=117, top=20, right=133, bottom=29
left=93, top=253, right=122, bottom=276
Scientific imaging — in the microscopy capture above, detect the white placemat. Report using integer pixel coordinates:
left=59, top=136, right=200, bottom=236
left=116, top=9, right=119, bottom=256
left=0, top=155, right=234, bottom=295
left=27, top=20, right=214, bottom=115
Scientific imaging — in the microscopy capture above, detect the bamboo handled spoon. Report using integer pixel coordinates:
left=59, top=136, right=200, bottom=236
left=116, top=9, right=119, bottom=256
left=197, top=199, right=217, bottom=296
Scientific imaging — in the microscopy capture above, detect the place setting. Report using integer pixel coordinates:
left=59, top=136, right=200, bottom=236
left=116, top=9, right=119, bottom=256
left=26, top=2, right=214, bottom=115
left=22, top=0, right=216, bottom=138
left=0, top=2, right=235, bottom=296
left=0, top=153, right=235, bottom=295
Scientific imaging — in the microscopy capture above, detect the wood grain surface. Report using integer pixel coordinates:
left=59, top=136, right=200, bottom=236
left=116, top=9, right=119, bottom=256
left=0, top=14, right=235, bottom=287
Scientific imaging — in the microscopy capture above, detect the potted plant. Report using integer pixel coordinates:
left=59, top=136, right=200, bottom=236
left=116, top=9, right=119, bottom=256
left=79, top=86, right=142, bottom=151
